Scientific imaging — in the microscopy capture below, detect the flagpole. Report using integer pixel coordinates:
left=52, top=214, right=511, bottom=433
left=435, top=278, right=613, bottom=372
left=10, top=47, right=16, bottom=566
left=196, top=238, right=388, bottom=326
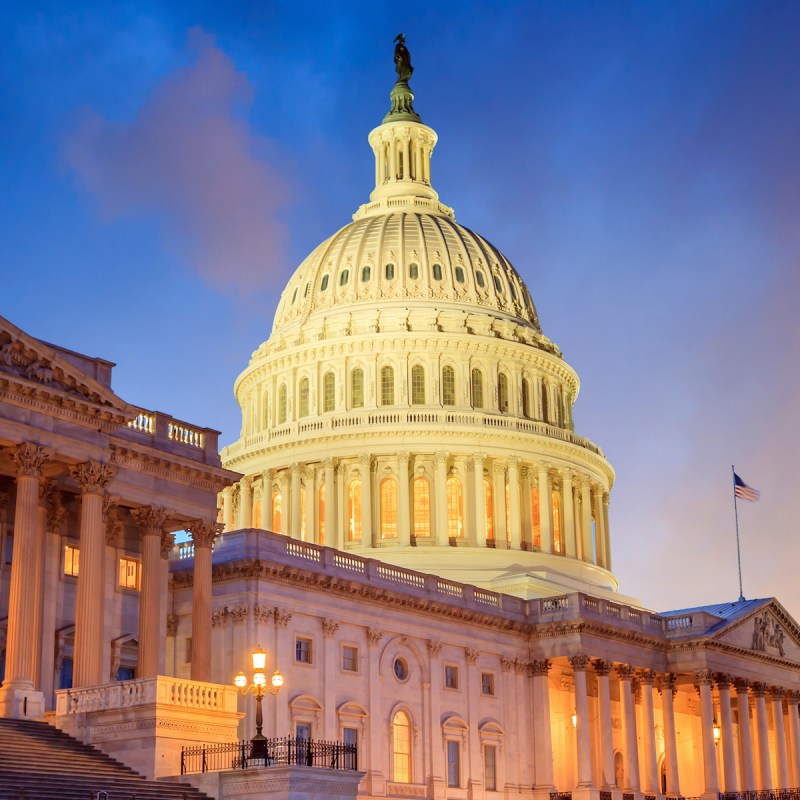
left=732, top=465, right=745, bottom=602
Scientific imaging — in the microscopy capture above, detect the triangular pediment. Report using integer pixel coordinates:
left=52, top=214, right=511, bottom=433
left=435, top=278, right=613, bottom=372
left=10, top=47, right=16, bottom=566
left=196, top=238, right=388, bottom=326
left=711, top=599, right=800, bottom=663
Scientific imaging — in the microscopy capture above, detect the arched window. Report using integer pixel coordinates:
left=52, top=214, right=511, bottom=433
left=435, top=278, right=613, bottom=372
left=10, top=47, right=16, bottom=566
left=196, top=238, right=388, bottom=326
left=531, top=487, right=541, bottom=549
left=411, top=365, right=425, bottom=405
left=476, top=271, right=486, bottom=288
left=385, top=263, right=395, bottom=280
left=413, top=477, right=431, bottom=538
left=432, top=263, right=443, bottom=281
left=323, top=372, right=335, bottom=413
left=272, top=492, right=282, bottom=533
left=318, top=485, right=326, bottom=545
left=381, top=366, right=395, bottom=406
left=446, top=477, right=464, bottom=539
left=351, top=368, right=364, bottom=409
left=484, top=478, right=494, bottom=542
left=392, top=710, right=412, bottom=783
left=278, top=385, right=288, bottom=424
left=493, top=275, right=503, bottom=293
left=361, top=265, right=371, bottom=282
left=505, top=483, right=511, bottom=545
left=381, top=478, right=398, bottom=539
left=471, top=369, right=484, bottom=409
left=498, top=373, right=509, bottom=412
left=348, top=479, right=362, bottom=542
left=300, top=486, right=307, bottom=540
left=455, top=266, right=465, bottom=283
left=442, top=365, right=455, bottom=406
left=541, top=382, right=549, bottom=422
left=521, top=378, right=530, bottom=418
left=409, top=262, right=419, bottom=279
left=552, top=491, right=562, bottom=553
left=339, top=269, right=350, bottom=286
left=299, top=378, right=309, bottom=418
left=509, top=281, right=518, bottom=300
left=320, top=274, right=329, bottom=291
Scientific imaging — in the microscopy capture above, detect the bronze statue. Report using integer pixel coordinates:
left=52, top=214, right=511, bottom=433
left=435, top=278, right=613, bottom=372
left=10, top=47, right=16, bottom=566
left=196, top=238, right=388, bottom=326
left=394, top=33, right=413, bottom=83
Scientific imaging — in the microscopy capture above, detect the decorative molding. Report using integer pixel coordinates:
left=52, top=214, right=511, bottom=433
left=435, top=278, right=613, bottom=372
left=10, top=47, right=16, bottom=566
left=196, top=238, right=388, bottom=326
left=229, top=604, right=248, bottom=624
left=530, top=658, right=551, bottom=677
left=464, top=648, right=479, bottom=665
left=426, top=639, right=441, bottom=657
left=130, top=505, right=169, bottom=534
left=592, top=658, right=612, bottom=677
left=322, top=618, right=339, bottom=639
left=274, top=609, right=292, bottom=629
left=211, top=607, right=229, bottom=628
left=11, top=442, right=53, bottom=478
left=71, top=461, right=116, bottom=494
left=569, top=654, right=590, bottom=672
left=254, top=604, right=274, bottom=624
left=166, top=614, right=178, bottom=637
left=188, top=519, right=222, bottom=549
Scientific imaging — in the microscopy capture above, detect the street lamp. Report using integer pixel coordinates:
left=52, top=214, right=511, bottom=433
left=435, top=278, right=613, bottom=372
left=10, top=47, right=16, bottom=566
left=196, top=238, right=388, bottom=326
left=234, top=645, right=285, bottom=760
left=712, top=716, right=721, bottom=745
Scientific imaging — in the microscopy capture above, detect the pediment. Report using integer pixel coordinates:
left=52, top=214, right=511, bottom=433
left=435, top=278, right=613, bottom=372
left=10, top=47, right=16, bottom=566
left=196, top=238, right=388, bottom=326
left=711, top=599, right=800, bottom=663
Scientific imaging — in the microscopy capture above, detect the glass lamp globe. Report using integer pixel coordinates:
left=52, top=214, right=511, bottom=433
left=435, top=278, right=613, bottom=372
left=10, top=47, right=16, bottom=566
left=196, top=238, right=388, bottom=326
left=234, top=672, right=247, bottom=689
left=271, top=670, right=285, bottom=689
left=251, top=646, right=268, bottom=671
left=253, top=670, right=267, bottom=688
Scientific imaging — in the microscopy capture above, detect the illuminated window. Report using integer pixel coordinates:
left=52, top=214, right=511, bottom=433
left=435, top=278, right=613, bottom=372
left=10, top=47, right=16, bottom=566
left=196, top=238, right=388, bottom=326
left=552, top=491, right=562, bottom=553
left=278, top=384, right=288, bottom=424
left=64, top=544, right=79, bottom=577
left=299, top=378, right=309, bottom=418
left=392, top=711, right=412, bottom=783
left=442, top=365, right=455, bottom=406
left=351, top=368, right=364, bottom=408
left=413, top=477, right=431, bottom=538
left=318, top=485, right=326, bottom=545
left=118, top=557, right=140, bottom=591
left=295, top=637, right=312, bottom=663
left=361, top=265, right=371, bottom=282
left=409, top=262, right=419, bottom=279
left=385, top=263, right=395, bottom=279
left=446, top=477, right=463, bottom=539
left=484, top=478, right=494, bottom=541
left=531, top=487, right=541, bottom=548
left=522, top=377, right=530, bottom=418
left=447, top=740, right=461, bottom=787
left=380, top=478, right=398, bottom=539
left=253, top=497, right=262, bottom=528
left=381, top=366, right=395, bottom=406
left=498, top=373, right=509, bottom=412
left=471, top=369, right=484, bottom=408
left=505, top=483, right=511, bottom=544
left=432, top=263, right=443, bottom=281
left=300, top=486, right=306, bottom=541
left=323, top=371, right=335, bottom=413
left=484, top=744, right=497, bottom=791
left=348, top=479, right=362, bottom=542
left=272, top=493, right=282, bottom=533
left=411, top=365, right=425, bottom=405
left=342, top=645, right=359, bottom=672
left=339, top=269, right=350, bottom=286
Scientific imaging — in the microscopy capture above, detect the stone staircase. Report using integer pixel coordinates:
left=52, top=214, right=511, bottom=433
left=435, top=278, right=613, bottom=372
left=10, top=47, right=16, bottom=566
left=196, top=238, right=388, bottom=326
left=0, top=718, right=212, bottom=800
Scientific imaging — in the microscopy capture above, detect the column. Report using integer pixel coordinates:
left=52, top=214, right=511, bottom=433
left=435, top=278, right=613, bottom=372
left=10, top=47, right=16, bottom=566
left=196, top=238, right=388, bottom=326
left=593, top=488, right=605, bottom=567
left=594, top=660, right=616, bottom=789
left=222, top=486, right=233, bottom=531
left=304, top=467, right=315, bottom=542
left=493, top=462, right=507, bottom=545
left=367, top=628, right=388, bottom=791
left=321, top=619, right=338, bottom=738
left=273, top=610, right=292, bottom=736
left=753, top=683, right=773, bottom=790
left=260, top=469, right=272, bottom=530
left=695, top=670, right=721, bottom=797
left=771, top=689, right=790, bottom=788
left=507, top=457, right=521, bottom=550
left=716, top=675, right=738, bottom=792
left=465, top=650, right=482, bottom=796
left=659, top=674, right=681, bottom=796
left=237, top=477, right=252, bottom=529
left=31, top=480, right=49, bottom=691
left=335, top=463, right=346, bottom=549
left=434, top=452, right=448, bottom=546
left=580, top=477, right=593, bottom=563
left=787, top=693, right=800, bottom=788
left=0, top=444, right=52, bottom=717
left=570, top=655, right=592, bottom=788
left=131, top=506, right=168, bottom=678
left=602, top=493, right=612, bottom=570
left=397, top=451, right=411, bottom=547
left=188, top=519, right=220, bottom=683
left=520, top=467, right=532, bottom=549
left=537, top=464, right=552, bottom=553
left=531, top=659, right=554, bottom=790
left=735, top=680, right=756, bottom=791
left=561, top=470, right=576, bottom=558
left=324, top=459, right=336, bottom=548
left=71, top=460, right=116, bottom=688
left=360, top=456, right=374, bottom=547
left=290, top=464, right=301, bottom=538
left=474, top=454, right=487, bottom=547
left=616, top=665, right=640, bottom=792
left=638, top=670, right=659, bottom=793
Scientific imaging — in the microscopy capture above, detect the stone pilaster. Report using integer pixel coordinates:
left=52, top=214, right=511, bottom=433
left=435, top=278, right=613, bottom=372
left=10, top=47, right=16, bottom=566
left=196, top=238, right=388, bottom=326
left=397, top=451, right=411, bottom=547
left=531, top=659, right=554, bottom=791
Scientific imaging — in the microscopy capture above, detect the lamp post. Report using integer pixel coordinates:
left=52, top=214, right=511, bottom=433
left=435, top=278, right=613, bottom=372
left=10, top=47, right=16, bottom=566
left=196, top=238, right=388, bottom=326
left=234, top=645, right=285, bottom=760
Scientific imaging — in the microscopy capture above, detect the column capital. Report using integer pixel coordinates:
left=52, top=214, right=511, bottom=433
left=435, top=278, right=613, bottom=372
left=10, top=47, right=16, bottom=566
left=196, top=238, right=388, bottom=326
left=530, top=658, right=551, bottom=676
left=500, top=655, right=516, bottom=673
left=71, top=460, right=116, bottom=494
left=289, top=462, right=300, bottom=473
left=615, top=663, right=634, bottom=681
left=658, top=673, right=678, bottom=695
left=434, top=451, right=448, bottom=466
left=11, top=442, right=53, bottom=478
left=694, top=669, right=714, bottom=687
left=473, top=452, right=486, bottom=466
left=397, top=450, right=410, bottom=462
left=592, top=658, right=612, bottom=676
left=786, top=690, right=800, bottom=706
left=751, top=681, right=767, bottom=698
left=160, top=531, right=175, bottom=558
left=714, top=672, right=734, bottom=690
left=130, top=505, right=170, bottom=535
left=188, top=519, right=222, bottom=549
left=569, top=654, right=591, bottom=672
left=636, top=668, right=656, bottom=685
left=560, top=468, right=575, bottom=482
left=367, top=627, right=384, bottom=646
left=580, top=474, right=592, bottom=489
left=322, top=618, right=339, bottom=639
left=321, top=457, right=335, bottom=470
left=769, top=686, right=786, bottom=701
left=465, top=648, right=479, bottom=665
left=507, top=455, right=521, bottom=469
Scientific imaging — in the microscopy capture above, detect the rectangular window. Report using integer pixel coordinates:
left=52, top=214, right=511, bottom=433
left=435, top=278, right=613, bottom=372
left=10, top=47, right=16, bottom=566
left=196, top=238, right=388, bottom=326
left=58, top=657, right=73, bottom=690
left=118, top=557, right=140, bottom=590
left=296, top=637, right=312, bottom=664
left=185, top=637, right=192, bottom=664
left=444, top=664, right=459, bottom=689
left=484, top=744, right=497, bottom=791
left=481, top=672, right=495, bottom=696
left=351, top=369, right=364, bottom=408
left=447, top=740, right=461, bottom=788
left=64, top=544, right=79, bottom=577
left=342, top=645, right=359, bottom=672
left=343, top=726, right=358, bottom=748
left=296, top=722, right=311, bottom=740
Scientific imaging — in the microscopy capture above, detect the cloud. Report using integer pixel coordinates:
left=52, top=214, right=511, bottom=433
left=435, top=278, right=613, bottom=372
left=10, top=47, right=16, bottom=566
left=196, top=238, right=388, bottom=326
left=65, top=27, right=289, bottom=293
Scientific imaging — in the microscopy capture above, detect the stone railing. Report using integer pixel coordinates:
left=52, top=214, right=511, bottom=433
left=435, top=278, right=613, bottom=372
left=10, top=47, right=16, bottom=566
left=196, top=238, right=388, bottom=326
left=55, top=675, right=238, bottom=715
left=536, top=592, right=666, bottom=633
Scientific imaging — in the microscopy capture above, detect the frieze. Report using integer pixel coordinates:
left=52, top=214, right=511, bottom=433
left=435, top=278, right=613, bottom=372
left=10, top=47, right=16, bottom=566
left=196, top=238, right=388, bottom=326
left=254, top=604, right=274, bottom=624
left=322, top=618, right=340, bottom=639
left=211, top=607, right=229, bottom=628
left=228, top=604, right=248, bottom=624
left=752, top=611, right=786, bottom=657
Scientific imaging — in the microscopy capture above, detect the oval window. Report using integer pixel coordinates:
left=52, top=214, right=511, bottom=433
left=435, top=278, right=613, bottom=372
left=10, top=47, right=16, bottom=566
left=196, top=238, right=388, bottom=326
left=340, top=269, right=350, bottom=286
left=493, top=275, right=503, bottom=293
left=509, top=281, right=517, bottom=300
left=432, top=263, right=443, bottom=281
left=455, top=266, right=465, bottom=284
left=362, top=265, right=371, bottom=282
left=394, top=657, right=409, bottom=681
left=385, top=263, right=395, bottom=280
left=321, top=274, right=329, bottom=291
left=409, top=262, right=419, bottom=279
left=476, top=271, right=486, bottom=288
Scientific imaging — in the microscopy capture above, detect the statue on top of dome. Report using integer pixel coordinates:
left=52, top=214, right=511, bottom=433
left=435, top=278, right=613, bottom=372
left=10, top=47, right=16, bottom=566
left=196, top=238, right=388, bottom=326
left=394, top=33, right=413, bottom=83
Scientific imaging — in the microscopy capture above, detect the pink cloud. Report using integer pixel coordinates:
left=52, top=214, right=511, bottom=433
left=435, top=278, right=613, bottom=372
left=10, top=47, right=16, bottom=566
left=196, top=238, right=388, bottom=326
left=65, top=27, right=289, bottom=293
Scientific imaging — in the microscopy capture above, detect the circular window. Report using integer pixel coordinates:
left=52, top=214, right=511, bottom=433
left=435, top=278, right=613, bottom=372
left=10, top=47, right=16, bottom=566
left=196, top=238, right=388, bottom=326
left=394, top=657, right=409, bottom=681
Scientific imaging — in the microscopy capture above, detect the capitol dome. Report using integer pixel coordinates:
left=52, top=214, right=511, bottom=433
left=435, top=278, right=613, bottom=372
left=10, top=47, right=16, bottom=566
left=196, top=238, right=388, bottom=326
left=220, top=68, right=620, bottom=600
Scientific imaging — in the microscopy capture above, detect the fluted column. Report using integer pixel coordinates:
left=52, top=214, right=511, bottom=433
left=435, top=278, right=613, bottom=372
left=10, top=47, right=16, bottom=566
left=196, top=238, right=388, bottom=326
left=786, top=693, right=800, bottom=788
left=580, top=477, right=592, bottom=562
left=593, top=660, right=615, bottom=789
left=493, top=462, right=507, bottom=545
left=593, top=488, right=605, bottom=567
left=31, top=480, right=49, bottom=692
left=570, top=655, right=593, bottom=787
left=131, top=506, right=169, bottom=678
left=659, top=674, right=681, bottom=796
left=188, top=519, right=220, bottom=682
left=507, top=457, right=521, bottom=550
left=638, top=670, right=659, bottom=793
left=474, top=454, right=487, bottom=547
left=71, top=460, right=116, bottom=688
left=290, top=464, right=301, bottom=538
left=531, top=659, right=554, bottom=789
left=561, top=471, right=576, bottom=557
left=602, top=493, right=612, bottom=570
left=397, top=451, right=411, bottom=547
left=260, top=470, right=272, bottom=530
left=771, top=689, right=790, bottom=788
left=753, top=683, right=773, bottom=790
left=617, top=665, right=640, bottom=792
left=695, top=670, right=720, bottom=796
left=0, top=444, right=52, bottom=716
left=222, top=486, right=233, bottom=531
left=717, top=675, right=738, bottom=792
left=736, top=680, right=756, bottom=791
left=303, top=467, right=315, bottom=541
left=537, top=464, right=552, bottom=553
left=359, top=456, right=374, bottom=547
left=323, top=459, right=336, bottom=548
left=237, top=477, right=252, bottom=529
left=434, top=452, right=448, bottom=546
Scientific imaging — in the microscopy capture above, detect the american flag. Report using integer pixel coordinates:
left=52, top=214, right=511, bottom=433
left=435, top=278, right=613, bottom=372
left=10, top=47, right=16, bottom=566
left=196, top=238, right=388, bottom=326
left=734, top=473, right=760, bottom=502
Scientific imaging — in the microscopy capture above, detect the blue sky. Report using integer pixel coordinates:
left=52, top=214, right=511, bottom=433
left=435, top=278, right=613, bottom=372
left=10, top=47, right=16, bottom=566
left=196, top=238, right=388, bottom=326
left=2, top=1, right=799, bottom=614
